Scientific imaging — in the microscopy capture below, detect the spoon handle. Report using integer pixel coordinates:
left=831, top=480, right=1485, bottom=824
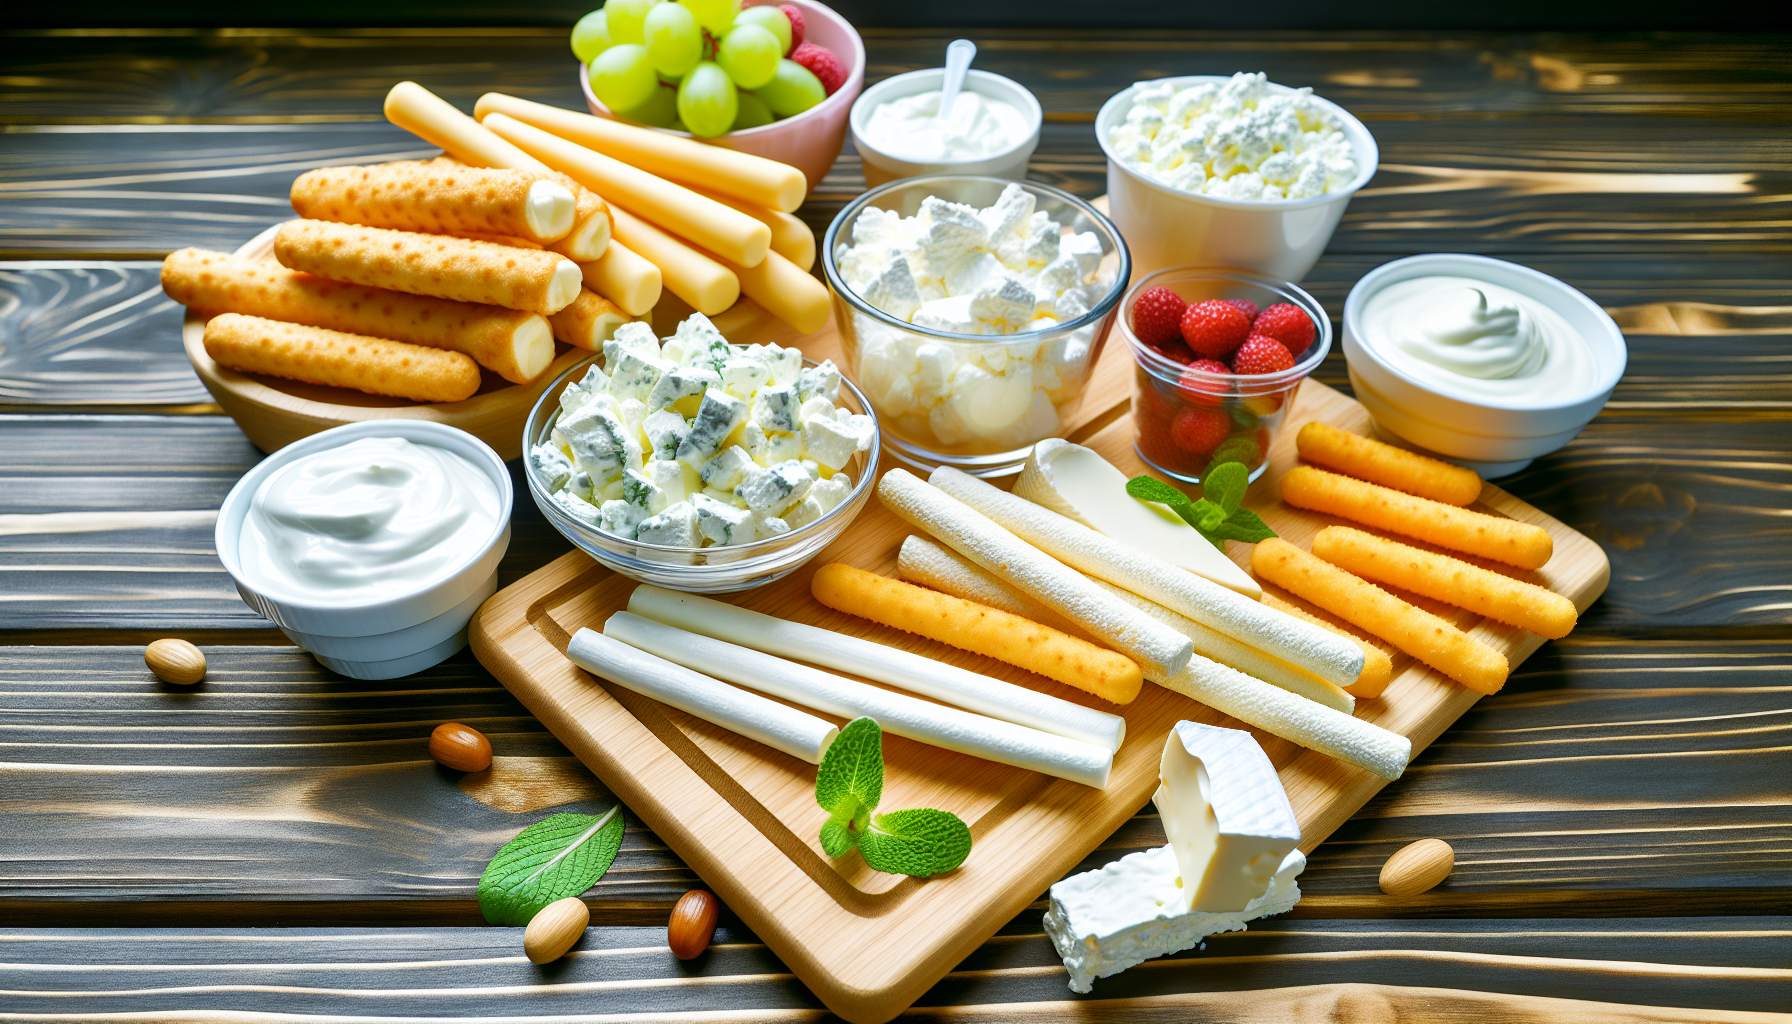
left=938, top=38, right=978, bottom=121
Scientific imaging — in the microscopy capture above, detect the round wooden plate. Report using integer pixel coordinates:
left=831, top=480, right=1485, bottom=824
left=182, top=222, right=591, bottom=460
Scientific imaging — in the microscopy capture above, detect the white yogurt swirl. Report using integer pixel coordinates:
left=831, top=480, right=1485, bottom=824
left=862, top=89, right=1032, bottom=163
left=1362, top=275, right=1595, bottom=402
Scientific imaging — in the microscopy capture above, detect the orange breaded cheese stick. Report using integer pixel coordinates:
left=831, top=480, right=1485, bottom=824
left=548, top=288, right=630, bottom=351
left=1253, top=538, right=1508, bottom=694
left=811, top=562, right=1144, bottom=705
left=290, top=161, right=578, bottom=244
left=274, top=220, right=583, bottom=315
left=1281, top=465, right=1553, bottom=570
left=1260, top=591, right=1395, bottom=699
left=1297, top=421, right=1484, bottom=506
left=202, top=313, right=480, bottom=403
left=1313, top=525, right=1578, bottom=640
left=161, top=248, right=553, bottom=384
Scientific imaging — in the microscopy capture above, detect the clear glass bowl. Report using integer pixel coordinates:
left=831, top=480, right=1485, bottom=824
left=522, top=356, right=880, bottom=594
left=1120, top=266, right=1332, bottom=485
left=822, top=174, right=1130, bottom=477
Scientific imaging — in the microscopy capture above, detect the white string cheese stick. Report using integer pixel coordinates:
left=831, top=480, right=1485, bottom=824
left=931, top=467, right=1365, bottom=688
left=603, top=611, right=1114, bottom=788
left=711, top=245, right=831, bottom=335
left=626, top=585, right=1126, bottom=752
left=580, top=242, right=661, bottom=317
left=689, top=186, right=815, bottom=270
left=878, top=469, right=1192, bottom=679
left=608, top=205, right=739, bottom=315
left=566, top=628, right=837, bottom=763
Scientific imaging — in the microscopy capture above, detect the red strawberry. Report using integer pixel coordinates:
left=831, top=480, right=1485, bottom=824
left=790, top=42, right=845, bottom=96
left=1171, top=405, right=1232, bottom=455
left=1176, top=358, right=1232, bottom=406
left=1153, top=338, right=1195, bottom=364
left=1231, top=334, right=1295, bottom=375
left=1133, top=401, right=1178, bottom=465
left=779, top=3, right=806, bottom=51
left=1129, top=286, right=1188, bottom=348
left=1179, top=300, right=1251, bottom=360
left=1225, top=298, right=1260, bottom=323
left=1253, top=303, right=1316, bottom=352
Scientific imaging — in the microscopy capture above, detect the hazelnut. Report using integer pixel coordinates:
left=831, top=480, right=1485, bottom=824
left=145, top=639, right=206, bottom=686
left=667, top=889, right=719, bottom=959
left=429, top=722, right=492, bottom=772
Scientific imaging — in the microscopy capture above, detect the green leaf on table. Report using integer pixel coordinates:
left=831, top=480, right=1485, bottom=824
left=857, top=808, right=973, bottom=878
left=476, top=808, right=624, bottom=926
left=814, top=716, right=883, bottom=828
left=820, top=816, right=858, bottom=857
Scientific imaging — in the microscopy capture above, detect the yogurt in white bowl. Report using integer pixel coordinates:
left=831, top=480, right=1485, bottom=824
left=851, top=69, right=1042, bottom=189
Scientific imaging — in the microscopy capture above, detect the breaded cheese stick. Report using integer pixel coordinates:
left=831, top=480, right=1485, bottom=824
left=549, top=288, right=631, bottom=350
left=202, top=313, right=480, bottom=403
left=1261, top=592, right=1396, bottom=699
left=1313, top=525, right=1578, bottom=640
left=690, top=186, right=815, bottom=270
left=607, top=204, right=738, bottom=315
left=290, top=161, right=578, bottom=244
left=580, top=242, right=661, bottom=317
left=1281, top=465, right=1553, bottom=570
left=274, top=220, right=582, bottom=315
left=1297, top=421, right=1483, bottom=506
left=1253, top=538, right=1508, bottom=694
left=161, top=248, right=553, bottom=384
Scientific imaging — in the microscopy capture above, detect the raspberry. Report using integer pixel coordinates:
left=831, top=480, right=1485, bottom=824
left=790, top=42, right=845, bottom=96
left=1171, top=405, right=1232, bottom=456
left=1225, top=298, right=1260, bottom=324
left=1129, top=286, right=1188, bottom=348
left=1253, top=303, right=1316, bottom=352
left=779, top=4, right=806, bottom=51
left=1175, top=358, right=1232, bottom=406
left=1231, top=334, right=1295, bottom=375
left=1179, top=300, right=1251, bottom=360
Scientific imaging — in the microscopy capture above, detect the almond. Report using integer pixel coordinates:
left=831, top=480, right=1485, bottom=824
left=523, top=896, right=589, bottom=964
left=145, top=639, right=206, bottom=686
left=429, top=722, right=493, bottom=773
left=667, top=889, right=719, bottom=959
left=1379, top=838, right=1454, bottom=896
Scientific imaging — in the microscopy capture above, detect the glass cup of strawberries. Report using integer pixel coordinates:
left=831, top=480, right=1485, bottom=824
left=1120, top=267, right=1331, bottom=484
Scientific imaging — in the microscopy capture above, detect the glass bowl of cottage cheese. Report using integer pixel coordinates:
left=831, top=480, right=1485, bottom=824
left=1096, top=72, right=1378, bottom=282
left=822, top=176, right=1129, bottom=476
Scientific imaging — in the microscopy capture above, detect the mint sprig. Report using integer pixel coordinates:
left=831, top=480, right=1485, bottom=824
left=476, top=808, right=624, bottom=925
left=1127, top=462, right=1277, bottom=551
left=815, top=718, right=971, bottom=878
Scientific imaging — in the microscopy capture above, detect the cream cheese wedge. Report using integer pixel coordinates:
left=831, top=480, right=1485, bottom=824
left=1013, top=439, right=1262, bottom=599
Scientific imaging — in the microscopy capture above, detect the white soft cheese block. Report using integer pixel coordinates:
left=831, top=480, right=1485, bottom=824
left=1014, top=439, right=1262, bottom=599
left=1158, top=721, right=1301, bottom=913
left=626, top=585, right=1126, bottom=752
left=564, top=627, right=837, bottom=763
left=1044, top=844, right=1305, bottom=993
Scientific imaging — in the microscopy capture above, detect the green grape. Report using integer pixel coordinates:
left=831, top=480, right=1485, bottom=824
left=732, top=5, right=791, bottom=55
left=571, top=9, right=613, bottom=64
left=716, top=23, right=779, bottom=89
left=590, top=44, right=660, bottom=112
left=677, top=0, right=737, bottom=36
left=732, top=90, right=774, bottom=130
left=604, top=0, right=658, bottom=46
left=642, top=1, right=701, bottom=77
left=676, top=61, right=739, bottom=138
left=755, top=58, right=825, bottom=116
left=619, top=83, right=680, bottom=127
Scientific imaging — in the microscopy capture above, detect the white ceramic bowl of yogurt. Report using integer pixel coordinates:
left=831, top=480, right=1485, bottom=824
left=851, top=68, right=1042, bottom=189
left=1343, top=253, right=1627, bottom=477
left=215, top=420, right=513, bottom=678
left=1095, top=74, right=1377, bottom=282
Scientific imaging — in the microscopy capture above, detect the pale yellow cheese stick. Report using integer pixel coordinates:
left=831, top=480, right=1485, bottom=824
left=711, top=245, right=830, bottom=335
left=290, top=161, right=577, bottom=244
left=1260, top=592, right=1395, bottom=699
left=549, top=288, right=631, bottom=351
left=274, top=220, right=583, bottom=315
left=1297, top=421, right=1483, bottom=507
left=608, top=204, right=738, bottom=315
left=1281, top=465, right=1553, bottom=570
left=1313, top=525, right=1578, bottom=640
left=474, top=91, right=808, bottom=212
left=161, top=247, right=553, bottom=384
left=580, top=243, right=661, bottom=317
left=482, top=111, right=771, bottom=268
left=1253, top=538, right=1508, bottom=694
left=690, top=186, right=815, bottom=270
left=556, top=188, right=613, bottom=263
left=203, top=313, right=481, bottom=403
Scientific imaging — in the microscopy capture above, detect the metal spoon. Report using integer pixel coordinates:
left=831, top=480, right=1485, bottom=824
left=937, top=38, right=978, bottom=122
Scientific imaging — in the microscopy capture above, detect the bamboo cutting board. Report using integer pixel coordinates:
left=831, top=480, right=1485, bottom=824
left=469, top=312, right=1610, bottom=1024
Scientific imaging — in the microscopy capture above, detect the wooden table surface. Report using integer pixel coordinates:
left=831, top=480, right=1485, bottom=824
left=2, top=26, right=1788, bottom=1024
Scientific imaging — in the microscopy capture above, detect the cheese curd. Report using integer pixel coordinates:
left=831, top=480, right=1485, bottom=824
left=1107, top=73, right=1358, bottom=201
left=533, top=314, right=873, bottom=548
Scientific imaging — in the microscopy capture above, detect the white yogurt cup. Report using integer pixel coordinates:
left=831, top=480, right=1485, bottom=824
left=1095, top=75, right=1378, bottom=282
left=851, top=69, right=1042, bottom=189
left=1343, top=253, right=1627, bottom=477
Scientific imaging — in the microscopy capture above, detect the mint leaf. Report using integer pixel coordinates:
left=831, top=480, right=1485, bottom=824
left=1128, top=466, right=1275, bottom=551
left=1201, top=461, right=1249, bottom=516
left=1191, top=497, right=1228, bottom=535
left=1127, top=475, right=1203, bottom=527
left=1213, top=507, right=1277, bottom=544
left=815, top=717, right=883, bottom=831
left=477, top=808, right=624, bottom=925
left=857, top=808, right=973, bottom=878
left=820, top=816, right=858, bottom=857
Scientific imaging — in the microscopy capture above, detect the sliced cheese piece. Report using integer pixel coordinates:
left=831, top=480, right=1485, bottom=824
left=1158, top=721, right=1300, bottom=913
left=1014, top=439, right=1261, bottom=599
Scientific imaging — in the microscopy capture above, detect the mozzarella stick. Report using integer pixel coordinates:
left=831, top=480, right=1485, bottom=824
left=160, top=248, right=553, bottom=384
left=932, top=466, right=1364, bottom=688
left=202, top=313, right=480, bottom=403
left=1297, top=421, right=1483, bottom=506
left=712, top=245, right=831, bottom=335
left=1313, top=526, right=1578, bottom=640
left=1261, top=592, right=1396, bottom=699
left=274, top=220, right=582, bottom=315
left=626, top=585, right=1126, bottom=751
left=474, top=91, right=808, bottom=212
left=604, top=611, right=1114, bottom=788
left=1253, top=538, right=1508, bottom=694
left=877, top=469, right=1193, bottom=679
left=548, top=288, right=631, bottom=350
left=554, top=188, right=613, bottom=262
left=566, top=627, right=837, bottom=763
left=813, top=563, right=1144, bottom=705
left=1281, top=465, right=1553, bottom=570
left=691, top=186, right=815, bottom=270
left=608, top=205, right=738, bottom=315
left=290, top=161, right=577, bottom=244
left=580, top=242, right=661, bottom=317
